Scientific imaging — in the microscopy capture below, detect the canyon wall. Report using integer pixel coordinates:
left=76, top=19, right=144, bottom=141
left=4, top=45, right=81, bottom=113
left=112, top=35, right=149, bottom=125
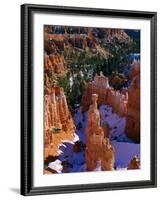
left=44, top=85, right=75, bottom=159
left=44, top=33, right=67, bottom=75
left=85, top=94, right=115, bottom=171
left=81, top=74, right=128, bottom=117
left=125, top=61, right=140, bottom=142
left=45, top=26, right=131, bottom=43
left=44, top=26, right=132, bottom=67
left=44, top=52, right=67, bottom=74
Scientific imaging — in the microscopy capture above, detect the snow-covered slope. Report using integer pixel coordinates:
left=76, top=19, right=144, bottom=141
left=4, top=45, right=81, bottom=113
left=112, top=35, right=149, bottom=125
left=99, top=105, right=133, bottom=143
left=112, top=141, right=140, bottom=169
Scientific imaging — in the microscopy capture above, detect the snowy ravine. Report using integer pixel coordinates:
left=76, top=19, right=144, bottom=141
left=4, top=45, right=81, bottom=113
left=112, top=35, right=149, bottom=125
left=47, top=105, right=140, bottom=173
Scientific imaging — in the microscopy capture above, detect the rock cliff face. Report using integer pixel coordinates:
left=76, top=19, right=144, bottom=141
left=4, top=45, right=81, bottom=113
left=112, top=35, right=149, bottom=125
left=44, top=26, right=131, bottom=62
left=45, top=26, right=130, bottom=43
left=44, top=32, right=67, bottom=75
left=125, top=61, right=140, bottom=142
left=129, top=60, right=140, bottom=80
left=81, top=74, right=109, bottom=112
left=44, top=85, right=75, bottom=160
left=44, top=28, right=103, bottom=55
left=44, top=52, right=66, bottom=74
left=82, top=61, right=140, bottom=143
left=81, top=74, right=128, bottom=117
left=85, top=94, right=115, bottom=171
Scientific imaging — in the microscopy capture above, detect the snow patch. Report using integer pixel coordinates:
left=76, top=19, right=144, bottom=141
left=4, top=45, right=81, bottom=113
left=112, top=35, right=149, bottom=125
left=48, top=159, right=63, bottom=173
left=99, top=105, right=133, bottom=143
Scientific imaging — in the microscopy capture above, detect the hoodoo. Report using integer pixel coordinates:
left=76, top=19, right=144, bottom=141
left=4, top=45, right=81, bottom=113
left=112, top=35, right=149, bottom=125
left=85, top=94, right=115, bottom=171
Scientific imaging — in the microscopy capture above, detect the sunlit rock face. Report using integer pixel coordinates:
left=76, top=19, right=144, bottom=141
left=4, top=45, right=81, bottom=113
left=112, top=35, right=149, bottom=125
left=44, top=26, right=131, bottom=62
left=125, top=61, right=140, bottom=143
left=81, top=74, right=128, bottom=117
left=44, top=52, right=67, bottom=74
left=85, top=94, right=115, bottom=171
left=44, top=31, right=67, bottom=75
left=81, top=74, right=110, bottom=112
left=106, top=88, right=128, bottom=117
left=82, top=62, right=140, bottom=143
left=44, top=85, right=75, bottom=159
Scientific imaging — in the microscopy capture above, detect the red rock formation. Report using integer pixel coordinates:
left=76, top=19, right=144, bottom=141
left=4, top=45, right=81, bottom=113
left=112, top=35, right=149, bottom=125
left=81, top=74, right=109, bottom=112
left=44, top=85, right=75, bottom=159
left=44, top=39, right=59, bottom=55
left=44, top=26, right=130, bottom=41
left=103, top=29, right=131, bottom=43
left=67, top=34, right=108, bottom=57
left=44, top=52, right=67, bottom=74
left=44, top=53, right=52, bottom=70
left=101, top=138, right=115, bottom=171
left=82, top=63, right=140, bottom=143
left=45, top=32, right=65, bottom=41
left=85, top=94, right=115, bottom=171
left=130, top=60, right=140, bottom=80
left=125, top=61, right=140, bottom=142
left=81, top=74, right=128, bottom=117
left=128, top=156, right=140, bottom=169
left=44, top=26, right=131, bottom=78
left=44, top=31, right=67, bottom=75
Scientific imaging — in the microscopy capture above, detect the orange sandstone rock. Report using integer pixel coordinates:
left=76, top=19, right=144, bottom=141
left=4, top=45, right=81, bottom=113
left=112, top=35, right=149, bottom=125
left=85, top=94, right=115, bottom=171
left=44, top=85, right=75, bottom=160
left=130, top=60, right=140, bottom=80
left=125, top=61, right=140, bottom=142
left=81, top=74, right=128, bottom=117
left=128, top=156, right=140, bottom=169
left=44, top=52, right=66, bottom=74
left=126, top=61, right=140, bottom=142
